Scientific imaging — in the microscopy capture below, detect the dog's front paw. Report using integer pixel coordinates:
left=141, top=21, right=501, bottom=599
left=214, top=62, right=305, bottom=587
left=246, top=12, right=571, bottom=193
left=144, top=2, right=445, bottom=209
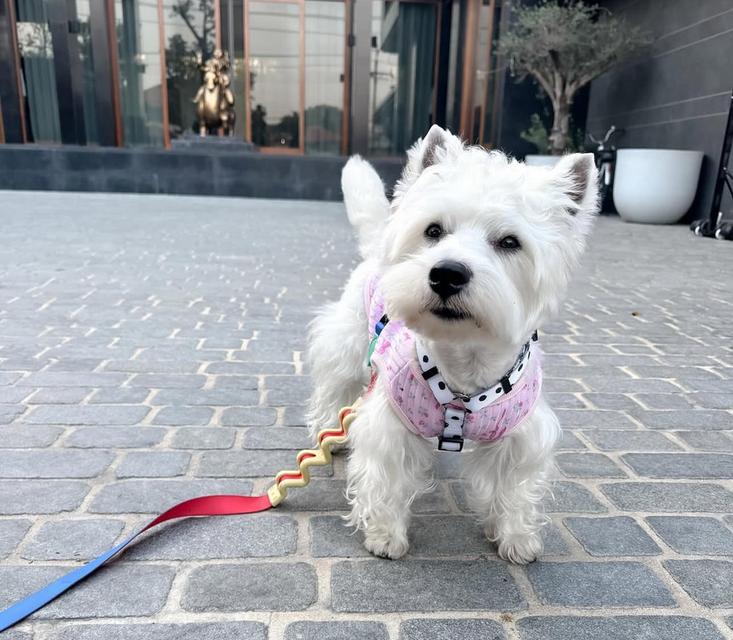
left=364, top=531, right=409, bottom=560
left=496, top=532, right=543, bottom=565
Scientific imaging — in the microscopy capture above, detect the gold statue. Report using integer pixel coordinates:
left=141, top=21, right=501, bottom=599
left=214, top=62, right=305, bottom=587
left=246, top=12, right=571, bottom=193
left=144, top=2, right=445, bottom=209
left=193, top=49, right=236, bottom=136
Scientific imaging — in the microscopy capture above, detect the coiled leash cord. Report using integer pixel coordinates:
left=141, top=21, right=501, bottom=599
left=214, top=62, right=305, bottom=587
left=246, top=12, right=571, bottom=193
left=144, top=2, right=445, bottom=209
left=0, top=405, right=358, bottom=633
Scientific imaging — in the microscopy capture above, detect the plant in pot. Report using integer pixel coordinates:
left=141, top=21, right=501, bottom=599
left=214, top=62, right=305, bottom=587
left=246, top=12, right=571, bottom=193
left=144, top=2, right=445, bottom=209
left=521, top=112, right=585, bottom=165
left=497, top=0, right=650, bottom=163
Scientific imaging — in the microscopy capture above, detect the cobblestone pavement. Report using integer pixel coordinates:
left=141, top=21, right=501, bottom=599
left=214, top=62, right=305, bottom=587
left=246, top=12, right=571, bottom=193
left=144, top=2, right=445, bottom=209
left=1, top=190, right=732, bottom=640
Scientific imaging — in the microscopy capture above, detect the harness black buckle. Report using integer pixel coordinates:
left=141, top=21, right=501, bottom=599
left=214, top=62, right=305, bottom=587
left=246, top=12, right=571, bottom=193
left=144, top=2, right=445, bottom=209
left=437, top=434, right=464, bottom=452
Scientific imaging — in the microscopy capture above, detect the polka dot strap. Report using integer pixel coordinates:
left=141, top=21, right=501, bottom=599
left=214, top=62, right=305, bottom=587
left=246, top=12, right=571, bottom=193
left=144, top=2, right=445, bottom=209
left=416, top=332, right=538, bottom=413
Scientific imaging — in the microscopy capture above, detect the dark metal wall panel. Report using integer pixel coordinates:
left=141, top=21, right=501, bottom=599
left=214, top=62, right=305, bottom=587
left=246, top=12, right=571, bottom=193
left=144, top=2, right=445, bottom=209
left=587, top=0, right=732, bottom=220
left=88, top=0, right=119, bottom=145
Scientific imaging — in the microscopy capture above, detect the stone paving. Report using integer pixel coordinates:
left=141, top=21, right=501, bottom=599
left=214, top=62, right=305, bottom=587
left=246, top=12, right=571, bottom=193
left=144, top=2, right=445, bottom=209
left=0, top=190, right=732, bottom=640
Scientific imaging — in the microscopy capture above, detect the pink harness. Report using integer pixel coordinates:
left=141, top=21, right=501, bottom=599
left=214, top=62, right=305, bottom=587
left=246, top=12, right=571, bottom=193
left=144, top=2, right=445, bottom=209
left=365, top=275, right=542, bottom=451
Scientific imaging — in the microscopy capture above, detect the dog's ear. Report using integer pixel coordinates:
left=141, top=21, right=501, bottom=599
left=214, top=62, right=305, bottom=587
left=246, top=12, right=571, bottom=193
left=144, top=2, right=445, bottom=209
left=418, top=124, right=452, bottom=170
left=551, top=153, right=599, bottom=213
left=395, top=126, right=463, bottom=200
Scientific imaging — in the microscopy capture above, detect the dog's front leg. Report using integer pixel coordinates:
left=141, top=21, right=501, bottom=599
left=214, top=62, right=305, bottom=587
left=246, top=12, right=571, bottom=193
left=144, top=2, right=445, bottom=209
left=463, top=402, right=559, bottom=564
left=345, top=388, right=434, bottom=559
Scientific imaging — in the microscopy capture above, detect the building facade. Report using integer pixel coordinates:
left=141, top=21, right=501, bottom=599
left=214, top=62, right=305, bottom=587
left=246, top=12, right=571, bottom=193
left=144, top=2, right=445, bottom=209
left=0, top=0, right=509, bottom=156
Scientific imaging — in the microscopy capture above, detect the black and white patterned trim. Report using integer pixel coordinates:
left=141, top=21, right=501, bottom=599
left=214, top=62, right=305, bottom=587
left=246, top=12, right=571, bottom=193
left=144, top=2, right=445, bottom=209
left=416, top=332, right=538, bottom=451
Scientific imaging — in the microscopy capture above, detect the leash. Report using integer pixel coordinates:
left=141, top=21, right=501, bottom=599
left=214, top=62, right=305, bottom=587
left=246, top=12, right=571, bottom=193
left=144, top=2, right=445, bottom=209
left=0, top=405, right=358, bottom=634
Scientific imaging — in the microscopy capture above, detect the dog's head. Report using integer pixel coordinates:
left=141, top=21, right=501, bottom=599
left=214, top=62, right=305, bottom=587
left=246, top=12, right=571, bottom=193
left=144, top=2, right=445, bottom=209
left=379, top=125, right=599, bottom=345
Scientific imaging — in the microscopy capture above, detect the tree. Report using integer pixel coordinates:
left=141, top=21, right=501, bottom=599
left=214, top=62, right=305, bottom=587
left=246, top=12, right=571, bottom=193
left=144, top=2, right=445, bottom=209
left=170, top=0, right=215, bottom=59
left=497, top=1, right=650, bottom=155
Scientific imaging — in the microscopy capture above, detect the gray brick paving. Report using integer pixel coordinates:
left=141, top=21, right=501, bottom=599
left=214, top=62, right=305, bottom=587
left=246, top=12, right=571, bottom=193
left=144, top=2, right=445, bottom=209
left=0, top=425, right=64, bottom=447
left=0, top=450, right=114, bottom=478
left=556, top=452, right=627, bottom=478
left=21, top=519, right=125, bottom=560
left=89, top=479, right=254, bottom=513
left=1, top=192, right=732, bottom=637
left=0, top=480, right=90, bottom=514
left=182, top=563, right=317, bottom=611
left=0, top=520, right=32, bottom=558
left=516, top=616, right=726, bottom=640
left=331, top=560, right=525, bottom=612
left=647, top=516, right=733, bottom=555
left=601, top=482, right=733, bottom=512
left=65, top=426, right=167, bottom=448
left=663, top=560, right=733, bottom=607
left=285, top=621, right=389, bottom=640
left=47, top=623, right=268, bottom=640
left=622, top=453, right=733, bottom=478
left=564, top=516, right=661, bottom=556
left=582, top=429, right=681, bottom=451
left=127, top=513, right=297, bottom=559
left=526, top=561, right=675, bottom=607
left=116, top=451, right=191, bottom=478
left=0, top=565, right=174, bottom=618
left=399, top=619, right=506, bottom=640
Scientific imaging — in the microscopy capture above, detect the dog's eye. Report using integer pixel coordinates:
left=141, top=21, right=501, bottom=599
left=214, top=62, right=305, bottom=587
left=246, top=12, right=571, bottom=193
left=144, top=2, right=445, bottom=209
left=425, top=223, right=444, bottom=240
left=497, top=235, right=521, bottom=250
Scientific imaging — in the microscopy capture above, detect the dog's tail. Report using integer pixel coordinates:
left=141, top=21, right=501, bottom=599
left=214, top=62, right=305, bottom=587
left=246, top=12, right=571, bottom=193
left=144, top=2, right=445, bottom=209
left=341, top=155, right=390, bottom=259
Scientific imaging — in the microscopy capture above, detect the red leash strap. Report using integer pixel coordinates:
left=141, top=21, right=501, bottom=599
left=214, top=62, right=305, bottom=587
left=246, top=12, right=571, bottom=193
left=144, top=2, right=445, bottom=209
left=0, top=407, right=356, bottom=633
left=0, top=405, right=357, bottom=633
left=0, top=493, right=274, bottom=633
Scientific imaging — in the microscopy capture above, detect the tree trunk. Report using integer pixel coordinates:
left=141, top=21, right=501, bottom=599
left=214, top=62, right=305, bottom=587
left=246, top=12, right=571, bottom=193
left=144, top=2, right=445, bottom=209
left=549, top=94, right=571, bottom=155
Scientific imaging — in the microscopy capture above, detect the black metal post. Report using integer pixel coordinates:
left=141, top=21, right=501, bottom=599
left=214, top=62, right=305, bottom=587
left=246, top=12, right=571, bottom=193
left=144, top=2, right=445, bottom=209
left=708, top=91, right=733, bottom=226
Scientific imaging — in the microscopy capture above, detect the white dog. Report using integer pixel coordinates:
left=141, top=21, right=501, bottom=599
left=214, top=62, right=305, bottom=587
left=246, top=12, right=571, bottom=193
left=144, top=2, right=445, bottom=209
left=306, top=126, right=598, bottom=564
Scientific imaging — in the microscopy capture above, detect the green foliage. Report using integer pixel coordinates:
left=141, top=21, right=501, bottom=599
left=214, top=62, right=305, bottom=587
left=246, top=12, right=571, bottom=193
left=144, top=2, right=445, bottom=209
left=498, top=1, right=650, bottom=95
left=520, top=113, right=550, bottom=154
left=498, top=1, right=651, bottom=153
left=521, top=113, right=585, bottom=154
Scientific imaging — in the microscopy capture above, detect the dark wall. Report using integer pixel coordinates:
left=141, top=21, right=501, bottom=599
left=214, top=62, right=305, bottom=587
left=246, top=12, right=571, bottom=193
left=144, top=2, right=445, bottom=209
left=0, top=146, right=405, bottom=201
left=587, top=0, right=732, bottom=220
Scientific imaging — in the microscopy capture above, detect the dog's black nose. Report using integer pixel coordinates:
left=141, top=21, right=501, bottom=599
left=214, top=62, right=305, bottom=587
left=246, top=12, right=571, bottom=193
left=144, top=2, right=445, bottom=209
left=429, top=260, right=472, bottom=300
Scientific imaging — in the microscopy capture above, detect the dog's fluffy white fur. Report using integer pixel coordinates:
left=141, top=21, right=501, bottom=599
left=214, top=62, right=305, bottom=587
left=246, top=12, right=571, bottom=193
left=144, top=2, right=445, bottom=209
left=306, top=126, right=599, bottom=564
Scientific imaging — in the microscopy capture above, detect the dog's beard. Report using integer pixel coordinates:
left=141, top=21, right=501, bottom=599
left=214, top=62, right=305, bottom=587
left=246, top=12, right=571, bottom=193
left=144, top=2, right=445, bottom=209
left=428, top=298, right=473, bottom=322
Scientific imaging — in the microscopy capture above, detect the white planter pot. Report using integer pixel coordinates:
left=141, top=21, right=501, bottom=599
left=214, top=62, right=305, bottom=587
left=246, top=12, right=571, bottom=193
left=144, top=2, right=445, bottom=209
left=613, top=149, right=704, bottom=224
left=524, top=154, right=561, bottom=167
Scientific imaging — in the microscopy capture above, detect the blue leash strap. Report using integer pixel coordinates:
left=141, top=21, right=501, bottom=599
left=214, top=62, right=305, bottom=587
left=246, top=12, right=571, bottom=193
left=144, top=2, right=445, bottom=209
left=0, top=536, right=133, bottom=633
left=0, top=493, right=273, bottom=633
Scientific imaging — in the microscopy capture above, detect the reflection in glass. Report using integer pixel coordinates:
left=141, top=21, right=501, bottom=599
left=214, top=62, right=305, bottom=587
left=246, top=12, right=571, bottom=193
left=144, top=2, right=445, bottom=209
left=368, top=0, right=436, bottom=155
left=481, top=0, right=503, bottom=148
left=220, top=0, right=245, bottom=138
left=75, top=0, right=99, bottom=144
left=163, top=0, right=215, bottom=138
left=249, top=1, right=300, bottom=149
left=15, top=0, right=61, bottom=143
left=471, top=0, right=491, bottom=144
left=304, top=0, right=344, bottom=154
left=115, top=0, right=164, bottom=145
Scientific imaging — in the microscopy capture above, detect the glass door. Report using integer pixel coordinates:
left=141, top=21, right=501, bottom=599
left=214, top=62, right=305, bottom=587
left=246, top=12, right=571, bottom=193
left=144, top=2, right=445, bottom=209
left=246, top=0, right=304, bottom=153
left=243, top=0, right=347, bottom=154
left=368, top=0, right=440, bottom=155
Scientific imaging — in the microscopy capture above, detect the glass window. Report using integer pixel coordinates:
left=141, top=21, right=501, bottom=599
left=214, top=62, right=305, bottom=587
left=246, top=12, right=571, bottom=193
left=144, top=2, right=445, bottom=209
left=248, top=1, right=301, bottom=150
left=75, top=0, right=99, bottom=144
left=15, top=0, right=62, bottom=143
left=471, top=0, right=491, bottom=144
left=220, top=0, right=245, bottom=138
left=368, top=0, right=437, bottom=155
left=162, top=0, right=215, bottom=139
left=481, top=0, right=502, bottom=148
left=304, top=0, right=344, bottom=155
left=115, top=0, right=164, bottom=145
